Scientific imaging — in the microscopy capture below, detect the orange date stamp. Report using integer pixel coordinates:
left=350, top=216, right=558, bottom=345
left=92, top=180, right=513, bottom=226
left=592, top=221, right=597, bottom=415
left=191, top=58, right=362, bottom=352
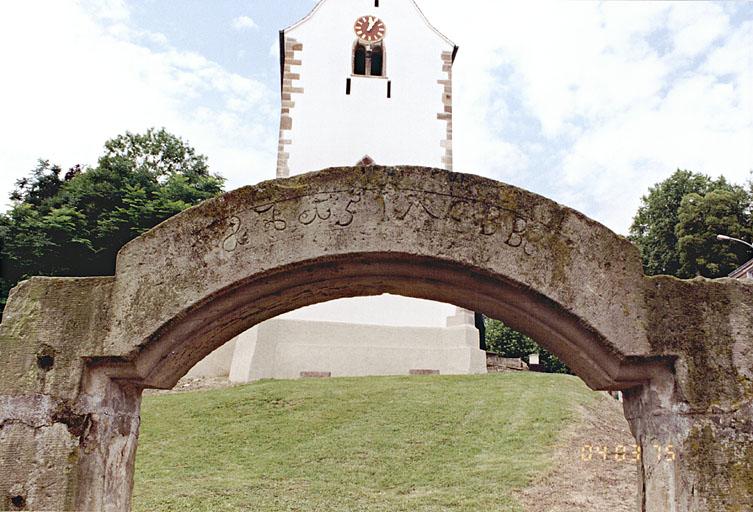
left=580, top=443, right=677, bottom=463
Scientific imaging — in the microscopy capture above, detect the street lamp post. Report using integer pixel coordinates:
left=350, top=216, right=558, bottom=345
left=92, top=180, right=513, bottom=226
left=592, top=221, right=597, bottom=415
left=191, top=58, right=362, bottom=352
left=716, top=234, right=753, bottom=251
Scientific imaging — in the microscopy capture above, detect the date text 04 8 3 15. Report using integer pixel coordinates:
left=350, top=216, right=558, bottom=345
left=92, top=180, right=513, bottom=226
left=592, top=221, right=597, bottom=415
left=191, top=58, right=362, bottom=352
left=580, top=444, right=677, bottom=463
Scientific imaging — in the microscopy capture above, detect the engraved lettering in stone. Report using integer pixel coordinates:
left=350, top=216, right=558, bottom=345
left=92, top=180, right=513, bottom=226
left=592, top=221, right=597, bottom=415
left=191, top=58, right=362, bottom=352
left=506, top=218, right=527, bottom=248
left=477, top=205, right=501, bottom=236
left=376, top=194, right=387, bottom=222
left=254, top=204, right=287, bottom=232
left=448, top=200, right=472, bottom=233
left=299, top=195, right=333, bottom=225
left=335, top=193, right=362, bottom=227
left=395, top=194, right=441, bottom=220
left=447, top=200, right=500, bottom=236
left=523, top=226, right=538, bottom=256
left=222, top=216, right=249, bottom=252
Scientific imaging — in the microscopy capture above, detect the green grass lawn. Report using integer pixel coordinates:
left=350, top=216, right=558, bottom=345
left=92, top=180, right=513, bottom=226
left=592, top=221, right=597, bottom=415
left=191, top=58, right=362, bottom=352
left=133, top=373, right=597, bottom=512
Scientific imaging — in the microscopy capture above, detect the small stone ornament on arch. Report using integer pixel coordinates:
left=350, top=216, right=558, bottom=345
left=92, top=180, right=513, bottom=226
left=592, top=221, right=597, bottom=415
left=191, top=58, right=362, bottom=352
left=356, top=155, right=376, bottom=166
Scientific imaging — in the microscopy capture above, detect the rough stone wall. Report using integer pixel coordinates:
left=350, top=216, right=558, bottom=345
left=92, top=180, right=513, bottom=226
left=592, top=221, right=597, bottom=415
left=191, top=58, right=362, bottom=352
left=0, top=277, right=140, bottom=511
left=622, top=277, right=753, bottom=511
left=0, top=166, right=750, bottom=511
left=486, top=354, right=529, bottom=372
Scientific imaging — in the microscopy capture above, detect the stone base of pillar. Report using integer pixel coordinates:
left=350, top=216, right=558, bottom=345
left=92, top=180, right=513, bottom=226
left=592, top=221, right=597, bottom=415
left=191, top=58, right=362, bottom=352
left=623, top=369, right=753, bottom=512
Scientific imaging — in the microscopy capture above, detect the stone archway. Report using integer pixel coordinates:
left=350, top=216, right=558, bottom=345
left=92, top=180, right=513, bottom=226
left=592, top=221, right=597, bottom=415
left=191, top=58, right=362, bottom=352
left=0, top=166, right=751, bottom=511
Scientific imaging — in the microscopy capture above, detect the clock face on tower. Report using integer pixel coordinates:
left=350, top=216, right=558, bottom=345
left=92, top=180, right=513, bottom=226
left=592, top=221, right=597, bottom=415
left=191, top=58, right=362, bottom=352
left=354, top=15, right=386, bottom=43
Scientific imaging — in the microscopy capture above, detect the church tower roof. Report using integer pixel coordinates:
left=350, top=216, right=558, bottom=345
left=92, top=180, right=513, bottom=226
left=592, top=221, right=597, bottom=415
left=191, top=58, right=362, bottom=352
left=279, top=0, right=458, bottom=86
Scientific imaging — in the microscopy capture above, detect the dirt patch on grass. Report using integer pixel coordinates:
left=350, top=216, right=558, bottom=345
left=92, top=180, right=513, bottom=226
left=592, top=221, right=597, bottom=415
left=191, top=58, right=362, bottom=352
left=143, top=376, right=237, bottom=395
left=516, top=392, right=638, bottom=512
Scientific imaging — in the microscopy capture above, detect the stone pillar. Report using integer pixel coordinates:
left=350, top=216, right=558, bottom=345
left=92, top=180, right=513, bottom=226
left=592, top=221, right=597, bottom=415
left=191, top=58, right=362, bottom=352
left=72, top=372, right=142, bottom=512
left=0, top=277, right=143, bottom=512
left=0, top=373, right=141, bottom=512
left=0, top=394, right=81, bottom=511
left=623, top=369, right=753, bottom=512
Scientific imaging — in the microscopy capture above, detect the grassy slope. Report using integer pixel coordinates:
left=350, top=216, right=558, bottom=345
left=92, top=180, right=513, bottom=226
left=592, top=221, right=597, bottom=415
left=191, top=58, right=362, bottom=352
left=134, top=373, right=597, bottom=512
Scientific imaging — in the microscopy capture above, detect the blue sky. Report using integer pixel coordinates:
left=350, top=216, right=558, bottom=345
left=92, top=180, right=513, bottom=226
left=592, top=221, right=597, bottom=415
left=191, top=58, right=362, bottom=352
left=0, top=0, right=751, bottom=234
left=127, top=0, right=313, bottom=80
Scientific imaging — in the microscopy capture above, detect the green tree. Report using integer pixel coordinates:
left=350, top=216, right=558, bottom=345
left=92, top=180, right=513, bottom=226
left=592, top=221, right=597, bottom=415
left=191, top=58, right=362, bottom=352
left=629, top=170, right=751, bottom=278
left=484, top=317, right=570, bottom=374
left=676, top=187, right=752, bottom=277
left=0, top=129, right=224, bottom=315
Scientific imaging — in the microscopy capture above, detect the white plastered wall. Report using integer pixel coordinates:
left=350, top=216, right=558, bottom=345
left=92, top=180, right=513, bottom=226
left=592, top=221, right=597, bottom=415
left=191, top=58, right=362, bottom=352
left=284, top=0, right=453, bottom=174
left=228, top=318, right=487, bottom=382
left=185, top=338, right=237, bottom=378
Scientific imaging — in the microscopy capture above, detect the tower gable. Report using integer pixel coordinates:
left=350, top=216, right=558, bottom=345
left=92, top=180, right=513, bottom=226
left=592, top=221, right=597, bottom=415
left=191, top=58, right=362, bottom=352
left=283, top=0, right=457, bottom=51
left=276, top=0, right=457, bottom=177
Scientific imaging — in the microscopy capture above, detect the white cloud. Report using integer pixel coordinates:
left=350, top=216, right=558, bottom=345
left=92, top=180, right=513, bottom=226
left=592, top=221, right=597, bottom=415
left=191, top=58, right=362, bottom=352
left=419, top=1, right=752, bottom=233
left=82, top=0, right=129, bottom=21
left=669, top=2, right=729, bottom=58
left=0, top=1, right=277, bottom=210
left=0, top=0, right=750, bottom=237
left=232, top=15, right=258, bottom=31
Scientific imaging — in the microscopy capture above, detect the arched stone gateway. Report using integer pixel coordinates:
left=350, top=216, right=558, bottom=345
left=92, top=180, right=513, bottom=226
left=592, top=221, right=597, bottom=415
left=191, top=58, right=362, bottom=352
left=0, top=166, right=751, bottom=511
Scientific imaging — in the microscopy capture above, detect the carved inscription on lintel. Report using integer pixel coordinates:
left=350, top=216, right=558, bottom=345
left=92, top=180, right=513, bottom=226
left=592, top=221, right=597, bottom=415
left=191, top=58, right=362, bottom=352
left=220, top=188, right=539, bottom=257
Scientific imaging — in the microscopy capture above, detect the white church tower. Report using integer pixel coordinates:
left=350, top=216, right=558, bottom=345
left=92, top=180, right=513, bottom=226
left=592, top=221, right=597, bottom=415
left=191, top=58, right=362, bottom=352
left=188, top=0, right=487, bottom=382
left=276, top=0, right=466, bottom=330
left=275, top=0, right=456, bottom=177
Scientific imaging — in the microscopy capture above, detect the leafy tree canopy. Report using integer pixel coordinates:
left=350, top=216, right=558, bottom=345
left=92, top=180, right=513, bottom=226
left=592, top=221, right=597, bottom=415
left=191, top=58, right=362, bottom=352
left=0, top=128, right=225, bottom=314
left=629, top=169, right=752, bottom=278
left=484, top=318, right=570, bottom=374
left=676, top=187, right=752, bottom=277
